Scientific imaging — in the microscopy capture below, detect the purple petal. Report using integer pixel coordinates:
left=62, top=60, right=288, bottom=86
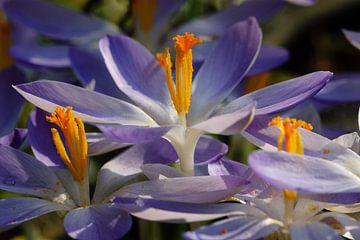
left=87, top=132, right=130, bottom=156
left=69, top=47, right=128, bottom=99
left=92, top=139, right=177, bottom=203
left=222, top=71, right=332, bottom=116
left=0, top=128, right=28, bottom=149
left=314, top=72, right=360, bottom=103
left=4, top=0, right=117, bottom=42
left=10, top=45, right=70, bottom=70
left=64, top=203, right=132, bottom=240
left=176, top=0, right=283, bottom=36
left=188, top=17, right=262, bottom=125
left=0, top=144, right=65, bottom=199
left=141, top=164, right=187, bottom=180
left=117, top=175, right=248, bottom=203
left=98, top=124, right=173, bottom=144
left=193, top=136, right=229, bottom=165
left=248, top=45, right=289, bottom=76
left=27, top=108, right=66, bottom=167
left=183, top=215, right=280, bottom=240
left=249, top=150, right=360, bottom=204
left=343, top=29, right=360, bottom=50
left=0, top=197, right=66, bottom=230
left=191, top=102, right=256, bottom=135
left=99, top=35, right=175, bottom=124
left=0, top=67, right=25, bottom=136
left=290, top=222, right=342, bottom=240
left=116, top=197, right=265, bottom=223
left=14, top=80, right=155, bottom=125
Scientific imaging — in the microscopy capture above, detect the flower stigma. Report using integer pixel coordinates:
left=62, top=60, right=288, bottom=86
left=156, top=32, right=202, bottom=126
left=46, top=106, right=88, bottom=184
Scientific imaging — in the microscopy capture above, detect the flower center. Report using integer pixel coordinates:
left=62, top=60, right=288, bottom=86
left=0, top=16, right=14, bottom=70
left=156, top=33, right=202, bottom=118
left=133, top=0, right=157, bottom=33
left=46, top=106, right=88, bottom=183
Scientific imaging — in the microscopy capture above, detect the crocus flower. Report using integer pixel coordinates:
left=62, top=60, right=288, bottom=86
left=0, top=105, right=250, bottom=239
left=14, top=17, right=332, bottom=175
left=184, top=117, right=360, bottom=240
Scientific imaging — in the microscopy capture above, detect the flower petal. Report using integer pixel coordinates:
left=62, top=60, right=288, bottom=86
left=87, top=132, right=130, bottom=156
left=98, top=124, right=173, bottom=144
left=92, top=139, right=177, bottom=203
left=188, top=17, right=262, bottom=125
left=10, top=45, right=70, bottom=70
left=14, top=80, right=155, bottom=125
left=343, top=29, right=360, bottom=50
left=183, top=215, right=281, bottom=240
left=0, top=144, right=65, bottom=199
left=99, top=35, right=175, bottom=124
left=0, top=197, right=66, bottom=230
left=290, top=222, right=342, bottom=240
left=117, top=175, right=248, bottom=203
left=0, top=128, right=28, bottom=149
left=316, top=212, right=360, bottom=239
left=64, top=203, right=132, bottom=240
left=141, top=164, right=187, bottom=180
left=247, top=45, right=289, bottom=76
left=222, top=71, right=332, bottom=116
left=193, top=136, right=229, bottom=165
left=69, top=47, right=128, bottom=99
left=249, top=150, right=360, bottom=204
left=116, top=197, right=266, bottom=223
left=333, top=132, right=360, bottom=154
left=0, top=67, right=25, bottom=136
left=4, top=0, right=117, bottom=42
left=191, top=102, right=256, bottom=135
left=175, top=0, right=283, bottom=37
left=314, top=72, right=360, bottom=103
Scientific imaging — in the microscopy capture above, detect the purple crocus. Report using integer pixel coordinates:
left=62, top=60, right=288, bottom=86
left=0, top=106, right=248, bottom=239
left=14, top=17, right=332, bottom=175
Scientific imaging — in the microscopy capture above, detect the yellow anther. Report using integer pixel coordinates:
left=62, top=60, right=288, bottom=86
left=133, top=0, right=157, bottom=33
left=0, top=20, right=14, bottom=70
left=283, top=189, right=297, bottom=201
left=157, top=33, right=202, bottom=115
left=46, top=106, right=88, bottom=182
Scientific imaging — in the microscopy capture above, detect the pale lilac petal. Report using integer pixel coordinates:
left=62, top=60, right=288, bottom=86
left=98, top=124, right=173, bottom=144
left=14, top=80, right=156, bottom=125
left=69, top=47, right=129, bottom=99
left=0, top=197, right=66, bottom=230
left=87, top=132, right=130, bottom=156
left=188, top=17, right=262, bottom=125
left=0, top=67, right=25, bottom=136
left=314, top=72, right=360, bottom=103
left=193, top=136, right=229, bottom=165
left=64, top=203, right=132, bottom=240
left=248, top=45, right=289, bottom=76
left=183, top=215, right=281, bottom=240
left=176, top=0, right=283, bottom=36
left=333, top=132, right=360, bottom=154
left=249, top=150, right=360, bottom=204
left=290, top=222, right=342, bottom=240
left=99, top=35, right=176, bottom=124
left=116, top=197, right=266, bottom=223
left=191, top=102, right=256, bottom=135
left=0, top=144, right=65, bottom=199
left=4, top=0, right=117, bottom=42
left=343, top=29, right=360, bottom=50
left=92, top=139, right=177, bottom=203
left=10, top=45, right=70, bottom=69
left=316, top=212, right=360, bottom=239
left=117, top=175, right=248, bottom=203
left=142, top=164, right=188, bottom=180
left=0, top=128, right=28, bottom=149
left=222, top=71, right=332, bottom=116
